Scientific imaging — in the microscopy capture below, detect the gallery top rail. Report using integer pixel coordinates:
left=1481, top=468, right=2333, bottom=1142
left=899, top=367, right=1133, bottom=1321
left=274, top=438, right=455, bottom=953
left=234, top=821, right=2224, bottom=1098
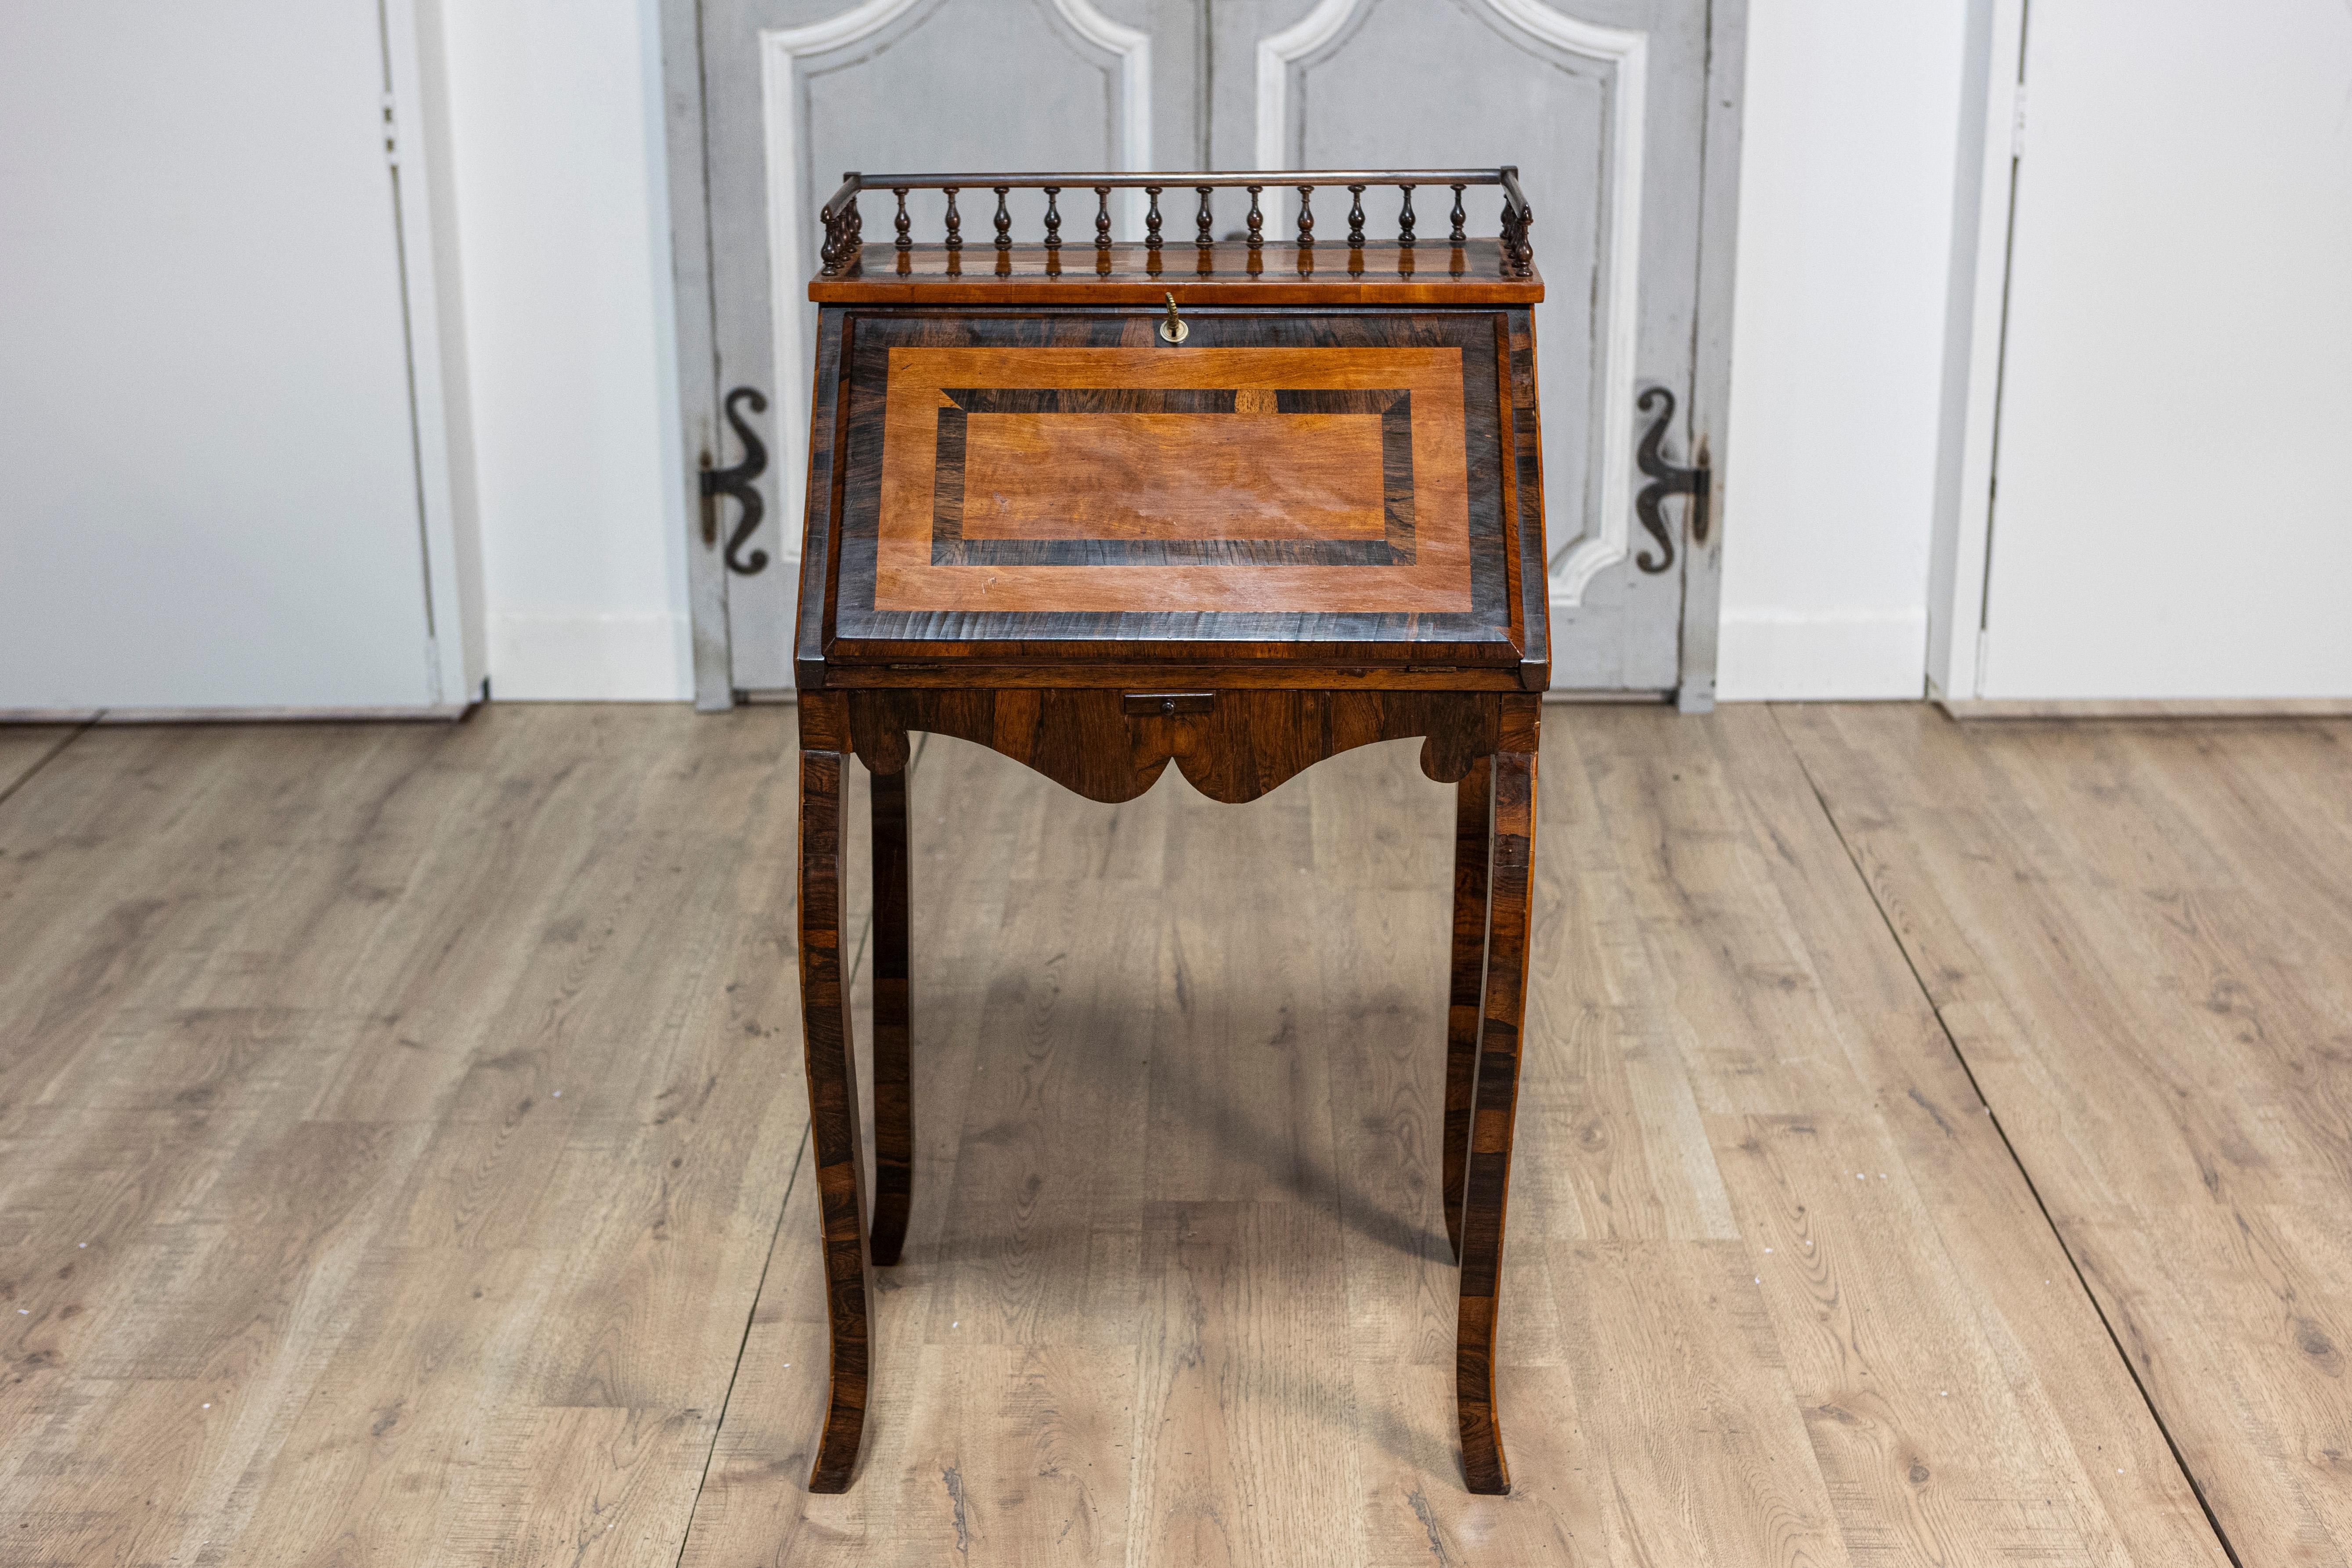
left=816, top=167, right=1534, bottom=280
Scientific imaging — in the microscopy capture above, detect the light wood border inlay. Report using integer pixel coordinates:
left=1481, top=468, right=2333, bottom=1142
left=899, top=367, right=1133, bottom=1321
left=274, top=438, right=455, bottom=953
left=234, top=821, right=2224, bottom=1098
left=876, top=346, right=1473, bottom=614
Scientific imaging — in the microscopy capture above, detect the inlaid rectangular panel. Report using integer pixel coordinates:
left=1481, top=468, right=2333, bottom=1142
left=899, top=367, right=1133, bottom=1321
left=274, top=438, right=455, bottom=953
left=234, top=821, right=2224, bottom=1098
left=906, top=360, right=1440, bottom=585
left=808, top=310, right=1538, bottom=668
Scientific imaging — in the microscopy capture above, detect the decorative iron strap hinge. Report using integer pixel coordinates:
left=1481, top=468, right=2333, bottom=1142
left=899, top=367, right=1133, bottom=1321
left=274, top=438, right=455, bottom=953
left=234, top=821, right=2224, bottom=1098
left=1633, top=385, right=1711, bottom=575
left=700, top=386, right=771, bottom=576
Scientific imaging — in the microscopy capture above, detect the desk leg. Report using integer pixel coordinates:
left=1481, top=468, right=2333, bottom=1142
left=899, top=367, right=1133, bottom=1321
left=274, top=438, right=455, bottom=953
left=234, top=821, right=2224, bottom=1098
left=869, top=767, right=913, bottom=1266
left=1443, top=757, right=1493, bottom=1264
left=800, top=751, right=874, bottom=1492
left=1457, top=747, right=1534, bottom=1495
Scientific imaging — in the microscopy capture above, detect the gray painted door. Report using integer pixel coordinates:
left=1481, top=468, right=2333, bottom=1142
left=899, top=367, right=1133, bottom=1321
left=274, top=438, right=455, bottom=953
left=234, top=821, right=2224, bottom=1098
left=669, top=0, right=1741, bottom=704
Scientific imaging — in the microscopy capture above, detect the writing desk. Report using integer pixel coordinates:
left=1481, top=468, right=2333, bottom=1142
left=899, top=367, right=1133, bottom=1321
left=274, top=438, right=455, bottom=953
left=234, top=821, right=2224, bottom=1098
left=786, top=169, right=1548, bottom=1494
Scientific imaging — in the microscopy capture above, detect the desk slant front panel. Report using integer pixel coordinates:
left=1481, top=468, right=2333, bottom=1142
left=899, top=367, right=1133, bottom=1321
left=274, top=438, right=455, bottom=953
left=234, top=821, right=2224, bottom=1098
left=804, top=311, right=1544, bottom=680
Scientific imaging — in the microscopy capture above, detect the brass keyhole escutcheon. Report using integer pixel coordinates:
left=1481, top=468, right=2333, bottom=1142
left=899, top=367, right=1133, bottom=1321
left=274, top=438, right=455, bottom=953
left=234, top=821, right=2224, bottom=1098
left=1158, top=292, right=1188, bottom=344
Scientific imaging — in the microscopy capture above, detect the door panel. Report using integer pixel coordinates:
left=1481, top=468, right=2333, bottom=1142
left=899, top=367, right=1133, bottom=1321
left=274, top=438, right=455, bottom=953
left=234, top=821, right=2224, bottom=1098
left=704, top=0, right=1165, bottom=691
left=681, top=0, right=1735, bottom=697
left=0, top=0, right=438, bottom=710
left=1224, top=0, right=1714, bottom=690
left=1983, top=0, right=2352, bottom=699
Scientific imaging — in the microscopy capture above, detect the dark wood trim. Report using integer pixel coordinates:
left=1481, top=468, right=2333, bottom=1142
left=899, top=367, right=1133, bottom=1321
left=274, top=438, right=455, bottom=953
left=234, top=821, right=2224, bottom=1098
left=816, top=664, right=1533, bottom=692
left=1506, top=309, right=1551, bottom=689
left=811, top=249, right=1543, bottom=307
left=797, top=746, right=874, bottom=1493
left=1443, top=756, right=1493, bottom=1263
left=841, top=688, right=1526, bottom=804
left=1456, top=745, right=1535, bottom=1494
left=793, top=312, right=851, bottom=688
left=867, top=764, right=913, bottom=1267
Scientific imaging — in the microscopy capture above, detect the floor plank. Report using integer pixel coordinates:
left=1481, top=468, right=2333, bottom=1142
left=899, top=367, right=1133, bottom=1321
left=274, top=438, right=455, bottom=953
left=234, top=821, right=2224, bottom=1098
left=0, top=707, right=812, bottom=1567
left=1782, top=703, right=2352, bottom=1568
left=0, top=725, right=78, bottom=801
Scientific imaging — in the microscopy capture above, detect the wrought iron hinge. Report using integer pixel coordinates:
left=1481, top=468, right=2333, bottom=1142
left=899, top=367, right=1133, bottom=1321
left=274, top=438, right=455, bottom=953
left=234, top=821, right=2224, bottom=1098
left=1633, top=386, right=1711, bottom=575
left=699, top=386, right=770, bottom=576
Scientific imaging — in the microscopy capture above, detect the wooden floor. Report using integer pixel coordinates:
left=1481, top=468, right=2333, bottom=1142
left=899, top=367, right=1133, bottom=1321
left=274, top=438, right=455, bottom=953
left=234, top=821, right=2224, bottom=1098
left=0, top=704, right=2342, bottom=1566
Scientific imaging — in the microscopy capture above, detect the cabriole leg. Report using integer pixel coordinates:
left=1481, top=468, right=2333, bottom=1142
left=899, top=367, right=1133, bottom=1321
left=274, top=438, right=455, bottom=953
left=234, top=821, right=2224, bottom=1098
left=868, top=765, right=913, bottom=1265
left=1456, top=747, right=1535, bottom=1495
left=1442, top=756, right=1493, bottom=1262
left=800, top=750, right=874, bottom=1492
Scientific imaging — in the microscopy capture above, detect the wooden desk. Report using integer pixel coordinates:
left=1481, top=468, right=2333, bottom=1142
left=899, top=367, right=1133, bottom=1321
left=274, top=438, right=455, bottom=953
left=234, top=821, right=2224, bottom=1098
left=788, top=170, right=1548, bottom=1496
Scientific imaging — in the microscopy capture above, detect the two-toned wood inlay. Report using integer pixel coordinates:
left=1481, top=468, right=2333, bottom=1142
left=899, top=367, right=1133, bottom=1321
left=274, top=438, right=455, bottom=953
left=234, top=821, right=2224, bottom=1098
left=877, top=346, right=1472, bottom=615
left=933, top=387, right=1415, bottom=566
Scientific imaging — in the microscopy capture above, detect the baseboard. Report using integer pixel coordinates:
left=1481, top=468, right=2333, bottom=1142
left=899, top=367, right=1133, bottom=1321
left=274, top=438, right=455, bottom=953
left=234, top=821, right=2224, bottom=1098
left=486, top=610, right=692, bottom=702
left=2, top=704, right=473, bottom=724
left=1715, top=608, right=1928, bottom=701
left=1939, top=696, right=2352, bottom=720
left=1544, top=689, right=1674, bottom=704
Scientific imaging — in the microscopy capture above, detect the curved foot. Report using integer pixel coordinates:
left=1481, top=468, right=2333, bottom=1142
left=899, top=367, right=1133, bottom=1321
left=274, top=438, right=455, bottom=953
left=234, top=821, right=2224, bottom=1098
left=801, top=748, right=877, bottom=1492
left=808, top=1385, right=868, bottom=1493
left=1454, top=746, right=1534, bottom=1497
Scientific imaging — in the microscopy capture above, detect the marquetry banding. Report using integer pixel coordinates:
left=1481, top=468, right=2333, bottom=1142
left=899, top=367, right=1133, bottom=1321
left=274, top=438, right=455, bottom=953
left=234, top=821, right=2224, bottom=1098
left=874, top=345, right=1473, bottom=616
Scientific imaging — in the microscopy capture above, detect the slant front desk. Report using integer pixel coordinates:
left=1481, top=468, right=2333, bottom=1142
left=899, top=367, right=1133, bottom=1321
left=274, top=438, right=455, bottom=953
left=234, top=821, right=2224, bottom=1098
left=788, top=169, right=1548, bottom=1494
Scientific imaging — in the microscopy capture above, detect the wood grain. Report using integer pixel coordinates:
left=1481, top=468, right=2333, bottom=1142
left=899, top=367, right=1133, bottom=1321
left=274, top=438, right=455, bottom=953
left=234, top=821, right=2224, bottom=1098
left=0, top=708, right=813, bottom=1565
left=4, top=705, right=2307, bottom=1564
left=843, top=686, right=1517, bottom=804
left=0, top=725, right=77, bottom=800
left=867, top=766, right=913, bottom=1268
left=1782, top=703, right=2352, bottom=1568
left=1442, top=756, right=1492, bottom=1263
left=957, top=411, right=1388, bottom=542
left=1455, top=746, right=1534, bottom=1492
left=799, top=746, right=877, bottom=1491
left=872, top=343, right=1470, bottom=615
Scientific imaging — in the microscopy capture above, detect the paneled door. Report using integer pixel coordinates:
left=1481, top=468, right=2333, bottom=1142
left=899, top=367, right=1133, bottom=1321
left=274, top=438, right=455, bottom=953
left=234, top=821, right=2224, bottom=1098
left=1942, top=0, right=2352, bottom=705
left=0, top=0, right=481, bottom=717
left=664, top=0, right=1743, bottom=708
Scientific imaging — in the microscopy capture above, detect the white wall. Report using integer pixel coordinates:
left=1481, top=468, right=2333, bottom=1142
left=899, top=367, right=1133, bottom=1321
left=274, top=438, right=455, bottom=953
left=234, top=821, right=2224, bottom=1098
left=1717, top=0, right=1971, bottom=700
left=435, top=0, right=693, bottom=702
left=426, top=0, right=1970, bottom=705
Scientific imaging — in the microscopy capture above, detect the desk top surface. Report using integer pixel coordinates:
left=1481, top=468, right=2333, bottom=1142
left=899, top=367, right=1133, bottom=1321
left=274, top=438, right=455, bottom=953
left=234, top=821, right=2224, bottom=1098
left=794, top=301, right=1550, bottom=691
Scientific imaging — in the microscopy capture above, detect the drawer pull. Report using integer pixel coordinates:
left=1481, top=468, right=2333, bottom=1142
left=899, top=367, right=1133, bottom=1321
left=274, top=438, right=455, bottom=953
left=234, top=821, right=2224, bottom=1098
left=1158, top=292, right=1188, bottom=344
left=1123, top=692, right=1213, bottom=716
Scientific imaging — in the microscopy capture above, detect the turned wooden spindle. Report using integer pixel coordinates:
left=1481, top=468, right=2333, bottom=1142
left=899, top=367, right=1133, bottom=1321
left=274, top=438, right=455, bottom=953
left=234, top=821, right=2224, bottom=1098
left=892, top=187, right=911, bottom=252
left=943, top=187, right=961, bottom=250
left=1347, top=184, right=1367, bottom=247
left=1295, top=184, right=1315, bottom=249
left=1399, top=183, right=1417, bottom=246
left=992, top=186, right=1011, bottom=251
left=1245, top=184, right=1264, bottom=250
left=1145, top=186, right=1163, bottom=251
left=1195, top=186, right=1215, bottom=247
left=1450, top=183, right=1468, bottom=244
left=1043, top=186, right=1062, bottom=251
left=1093, top=186, right=1112, bottom=256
